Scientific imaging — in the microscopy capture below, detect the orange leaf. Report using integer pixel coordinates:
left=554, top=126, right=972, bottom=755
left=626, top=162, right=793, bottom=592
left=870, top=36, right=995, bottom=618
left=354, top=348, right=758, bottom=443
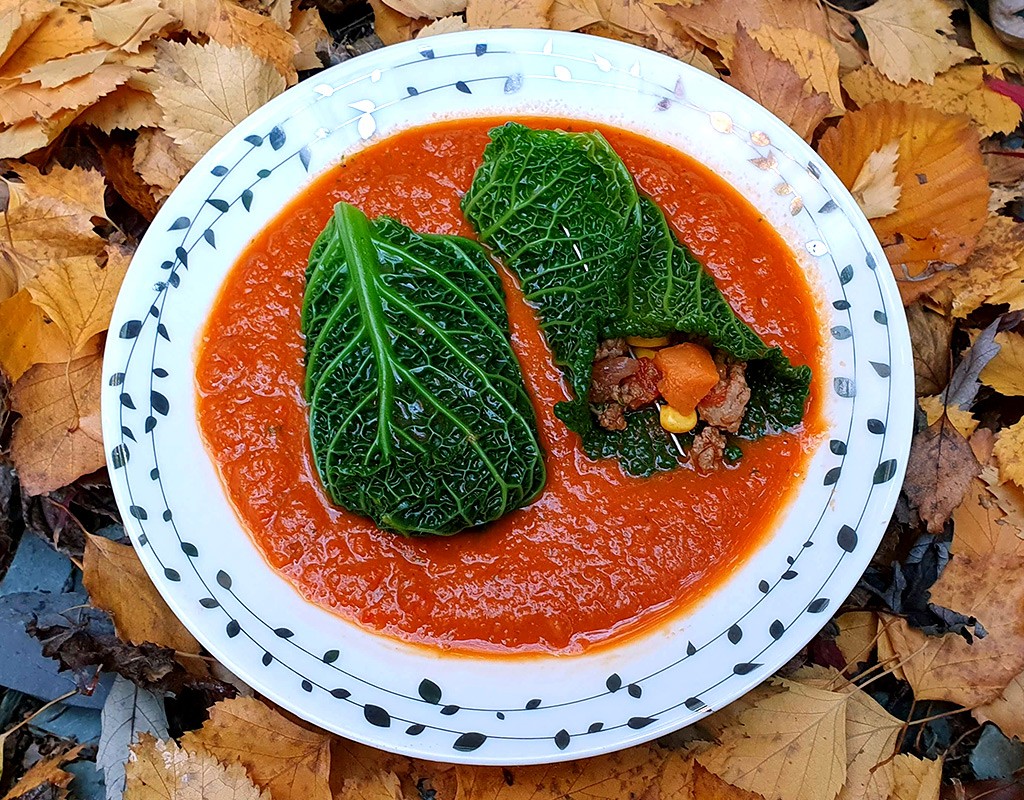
left=725, top=26, right=831, bottom=142
left=10, top=351, right=104, bottom=495
left=0, top=289, right=83, bottom=381
left=816, top=101, right=988, bottom=276
left=0, top=62, right=132, bottom=126
left=0, top=5, right=101, bottom=79
left=368, top=0, right=422, bottom=45
left=1, top=744, right=84, bottom=800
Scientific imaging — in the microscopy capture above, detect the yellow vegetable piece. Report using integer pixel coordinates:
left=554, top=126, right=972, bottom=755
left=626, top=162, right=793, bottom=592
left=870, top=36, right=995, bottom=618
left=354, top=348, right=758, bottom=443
left=659, top=404, right=698, bottom=434
left=633, top=347, right=659, bottom=360
left=626, top=335, right=670, bottom=348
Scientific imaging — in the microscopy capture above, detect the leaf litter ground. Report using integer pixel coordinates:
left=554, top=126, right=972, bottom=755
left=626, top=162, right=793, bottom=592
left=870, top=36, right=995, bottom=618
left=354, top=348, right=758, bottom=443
left=3, top=0, right=1024, bottom=798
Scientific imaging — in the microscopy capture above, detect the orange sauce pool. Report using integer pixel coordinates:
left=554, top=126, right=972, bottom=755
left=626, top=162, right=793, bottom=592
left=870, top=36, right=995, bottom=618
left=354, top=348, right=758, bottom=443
left=195, top=117, right=825, bottom=655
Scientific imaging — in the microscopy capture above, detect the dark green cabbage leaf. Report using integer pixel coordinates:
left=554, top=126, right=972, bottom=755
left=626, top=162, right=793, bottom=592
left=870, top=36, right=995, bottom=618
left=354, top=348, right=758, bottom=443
left=302, top=202, right=545, bottom=536
left=462, top=123, right=811, bottom=476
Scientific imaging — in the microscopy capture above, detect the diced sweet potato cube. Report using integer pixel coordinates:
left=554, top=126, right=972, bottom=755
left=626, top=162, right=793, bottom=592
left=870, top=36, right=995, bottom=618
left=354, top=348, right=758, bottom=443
left=652, top=342, right=720, bottom=414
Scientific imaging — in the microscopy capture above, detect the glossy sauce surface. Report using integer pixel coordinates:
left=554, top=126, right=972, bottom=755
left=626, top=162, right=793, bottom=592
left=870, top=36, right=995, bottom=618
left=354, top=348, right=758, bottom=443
left=195, top=118, right=824, bottom=654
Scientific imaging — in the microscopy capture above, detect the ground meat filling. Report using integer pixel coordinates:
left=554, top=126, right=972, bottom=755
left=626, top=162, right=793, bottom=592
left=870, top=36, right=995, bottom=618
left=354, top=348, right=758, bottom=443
left=692, top=427, right=726, bottom=472
left=697, top=361, right=750, bottom=434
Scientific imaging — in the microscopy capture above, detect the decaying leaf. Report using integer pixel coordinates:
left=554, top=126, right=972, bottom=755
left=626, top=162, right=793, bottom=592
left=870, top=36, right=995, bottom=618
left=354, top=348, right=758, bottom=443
left=697, top=680, right=847, bottom=800
left=906, top=303, right=952, bottom=396
left=881, top=478, right=1024, bottom=707
left=748, top=25, right=843, bottom=113
left=125, top=733, right=272, bottom=800
left=724, top=26, right=830, bottom=142
left=980, top=331, right=1024, bottom=397
left=84, top=533, right=201, bottom=653
left=934, top=216, right=1024, bottom=317
left=153, top=39, right=286, bottom=169
left=849, top=139, right=901, bottom=219
left=2, top=744, right=84, bottom=800
left=181, top=697, right=332, bottom=800
left=847, top=0, right=974, bottom=85
left=903, top=417, right=980, bottom=532
left=9, top=351, right=104, bottom=496
left=919, top=396, right=978, bottom=440
left=133, top=127, right=191, bottom=203
left=98, top=674, right=171, bottom=800
left=368, top=0, right=422, bottom=45
left=842, top=65, right=1022, bottom=138
left=592, top=0, right=714, bottom=69
left=974, top=668, right=1024, bottom=741
left=290, top=7, right=330, bottom=72
left=816, top=101, right=989, bottom=276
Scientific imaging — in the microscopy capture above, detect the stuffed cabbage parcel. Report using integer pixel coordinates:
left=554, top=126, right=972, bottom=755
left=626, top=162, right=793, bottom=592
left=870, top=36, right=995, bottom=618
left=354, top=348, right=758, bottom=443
left=302, top=202, right=545, bottom=536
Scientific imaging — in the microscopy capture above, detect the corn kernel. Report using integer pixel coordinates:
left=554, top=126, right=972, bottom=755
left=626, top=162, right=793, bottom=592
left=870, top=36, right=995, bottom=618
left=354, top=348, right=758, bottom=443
left=626, top=335, right=670, bottom=348
left=632, top=347, right=659, bottom=360
left=659, top=404, right=698, bottom=434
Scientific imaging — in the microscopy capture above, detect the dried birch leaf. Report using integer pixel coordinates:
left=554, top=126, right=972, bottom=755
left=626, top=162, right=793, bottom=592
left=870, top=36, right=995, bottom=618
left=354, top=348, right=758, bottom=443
left=843, top=65, right=1022, bottom=138
left=467, top=0, right=551, bottom=28
left=84, top=533, right=202, bottom=653
left=180, top=697, right=332, bottom=800
left=153, top=40, right=286, bottom=168
left=90, top=0, right=173, bottom=53
left=9, top=351, right=104, bottom=495
left=816, top=101, right=988, bottom=275
left=416, top=15, right=469, bottom=37
left=749, top=25, right=843, bottom=113
left=850, top=139, right=901, bottom=219
left=848, top=0, right=975, bottom=85
left=125, top=734, right=272, bottom=800
left=725, top=26, right=830, bottom=142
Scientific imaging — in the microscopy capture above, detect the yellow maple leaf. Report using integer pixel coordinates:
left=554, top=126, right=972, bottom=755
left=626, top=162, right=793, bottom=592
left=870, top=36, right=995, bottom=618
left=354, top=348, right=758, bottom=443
left=974, top=668, right=1024, bottom=741
left=848, top=0, right=975, bottom=85
left=994, top=417, right=1024, bottom=489
left=816, top=101, right=988, bottom=276
left=83, top=533, right=201, bottom=653
left=467, top=0, right=552, bottom=29
left=889, top=754, right=942, bottom=800
left=981, top=331, right=1024, bottom=396
left=849, top=139, right=901, bottom=219
left=153, top=40, right=286, bottom=169
left=90, top=0, right=173, bottom=53
left=9, top=352, right=104, bottom=495
left=125, top=734, right=272, bottom=800
left=724, top=26, right=831, bottom=142
left=697, top=680, right=848, bottom=800
left=918, top=396, right=978, bottom=439
left=749, top=26, right=843, bottom=114
left=180, top=697, right=332, bottom=800
left=880, top=478, right=1024, bottom=707
left=843, top=64, right=1021, bottom=139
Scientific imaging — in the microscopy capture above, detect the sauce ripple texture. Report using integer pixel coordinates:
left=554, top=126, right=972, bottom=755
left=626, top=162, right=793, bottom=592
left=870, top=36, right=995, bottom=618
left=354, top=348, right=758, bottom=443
left=195, top=118, right=825, bottom=655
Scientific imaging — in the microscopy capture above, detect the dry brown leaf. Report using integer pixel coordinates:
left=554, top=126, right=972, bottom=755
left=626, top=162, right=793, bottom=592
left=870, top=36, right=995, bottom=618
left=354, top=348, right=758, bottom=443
left=153, top=40, right=285, bottom=169
left=842, top=65, right=1021, bottom=138
left=906, top=303, right=951, bottom=395
left=290, top=6, right=329, bottom=72
left=133, top=127, right=190, bottom=203
left=383, top=0, right=465, bottom=18
left=369, top=0, right=422, bottom=45
left=83, top=532, right=201, bottom=652
left=889, top=755, right=942, bottom=800
left=749, top=26, right=843, bottom=114
left=597, top=0, right=715, bottom=70
left=838, top=689, right=903, bottom=800
left=919, top=396, right=978, bottom=439
left=994, top=418, right=1024, bottom=489
left=125, top=733, right=272, bottom=800
left=9, top=351, right=104, bottom=494
left=850, top=139, right=901, bottom=219
left=697, top=680, right=847, bottom=800
left=659, top=0, right=828, bottom=60
left=550, top=0, right=602, bottom=31
left=835, top=611, right=878, bottom=668
left=983, top=147, right=1024, bottom=186
left=2, top=744, right=84, bottom=800
left=724, top=26, right=830, bottom=142
left=903, top=417, right=981, bottom=533
left=0, top=6, right=101, bottom=78
left=26, top=243, right=130, bottom=353
left=467, top=0, right=552, bottom=29
left=848, top=0, right=974, bottom=85
left=91, top=0, right=173, bottom=53
left=98, top=137, right=161, bottom=219
left=78, top=80, right=162, bottom=132
left=160, top=0, right=299, bottom=83
left=816, top=101, right=989, bottom=276
left=974, top=668, right=1024, bottom=740
left=971, top=427, right=997, bottom=467
left=0, top=104, right=78, bottom=159
left=826, top=7, right=867, bottom=73
left=180, top=697, right=331, bottom=800
left=18, top=49, right=108, bottom=88
left=329, top=737, right=448, bottom=800
left=417, top=15, right=469, bottom=37
left=934, top=216, right=1024, bottom=317
left=881, top=478, right=1024, bottom=707
left=0, top=61, right=131, bottom=126
left=980, top=331, right=1024, bottom=396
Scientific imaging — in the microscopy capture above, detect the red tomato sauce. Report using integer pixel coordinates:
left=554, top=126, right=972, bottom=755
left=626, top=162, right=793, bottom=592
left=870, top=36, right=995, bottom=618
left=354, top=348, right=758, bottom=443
left=195, top=118, right=825, bottom=655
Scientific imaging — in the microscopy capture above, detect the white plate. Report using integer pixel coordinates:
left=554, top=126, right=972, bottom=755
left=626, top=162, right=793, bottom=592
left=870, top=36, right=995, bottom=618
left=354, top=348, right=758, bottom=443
left=101, top=29, right=913, bottom=764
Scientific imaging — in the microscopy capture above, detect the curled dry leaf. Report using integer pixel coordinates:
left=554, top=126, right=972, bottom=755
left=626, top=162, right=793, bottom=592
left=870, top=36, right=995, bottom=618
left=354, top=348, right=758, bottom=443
left=881, top=478, right=1024, bottom=708
left=18, top=49, right=108, bottom=89
left=417, top=15, right=470, bottom=37
left=9, top=351, right=105, bottom=495
left=90, top=0, right=174, bottom=52
left=994, top=418, right=1024, bottom=489
left=180, top=697, right=332, bottom=800
left=906, top=303, right=952, bottom=396
left=0, top=62, right=132, bottom=126
left=816, top=101, right=989, bottom=276
left=1, top=744, right=85, bottom=800
left=980, top=331, right=1024, bottom=396
left=133, top=127, right=191, bottom=203
left=847, top=0, right=974, bottom=86
left=933, top=216, right=1024, bottom=317
left=842, top=65, right=1022, bottom=139
left=467, top=0, right=552, bottom=29
left=369, top=0, right=424, bottom=45
left=125, top=733, right=272, bottom=800
left=83, top=533, right=202, bottom=653
left=592, top=0, right=713, bottom=70
left=290, top=7, right=330, bottom=72
left=0, top=5, right=102, bottom=78
left=749, top=25, right=843, bottom=114
left=724, top=26, right=831, bottom=143
left=153, top=40, right=286, bottom=169
left=849, top=139, right=901, bottom=219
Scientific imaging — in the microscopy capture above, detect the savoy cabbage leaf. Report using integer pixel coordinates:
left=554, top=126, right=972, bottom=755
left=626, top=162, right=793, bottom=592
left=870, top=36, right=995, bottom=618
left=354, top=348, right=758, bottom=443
left=302, top=202, right=545, bottom=536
